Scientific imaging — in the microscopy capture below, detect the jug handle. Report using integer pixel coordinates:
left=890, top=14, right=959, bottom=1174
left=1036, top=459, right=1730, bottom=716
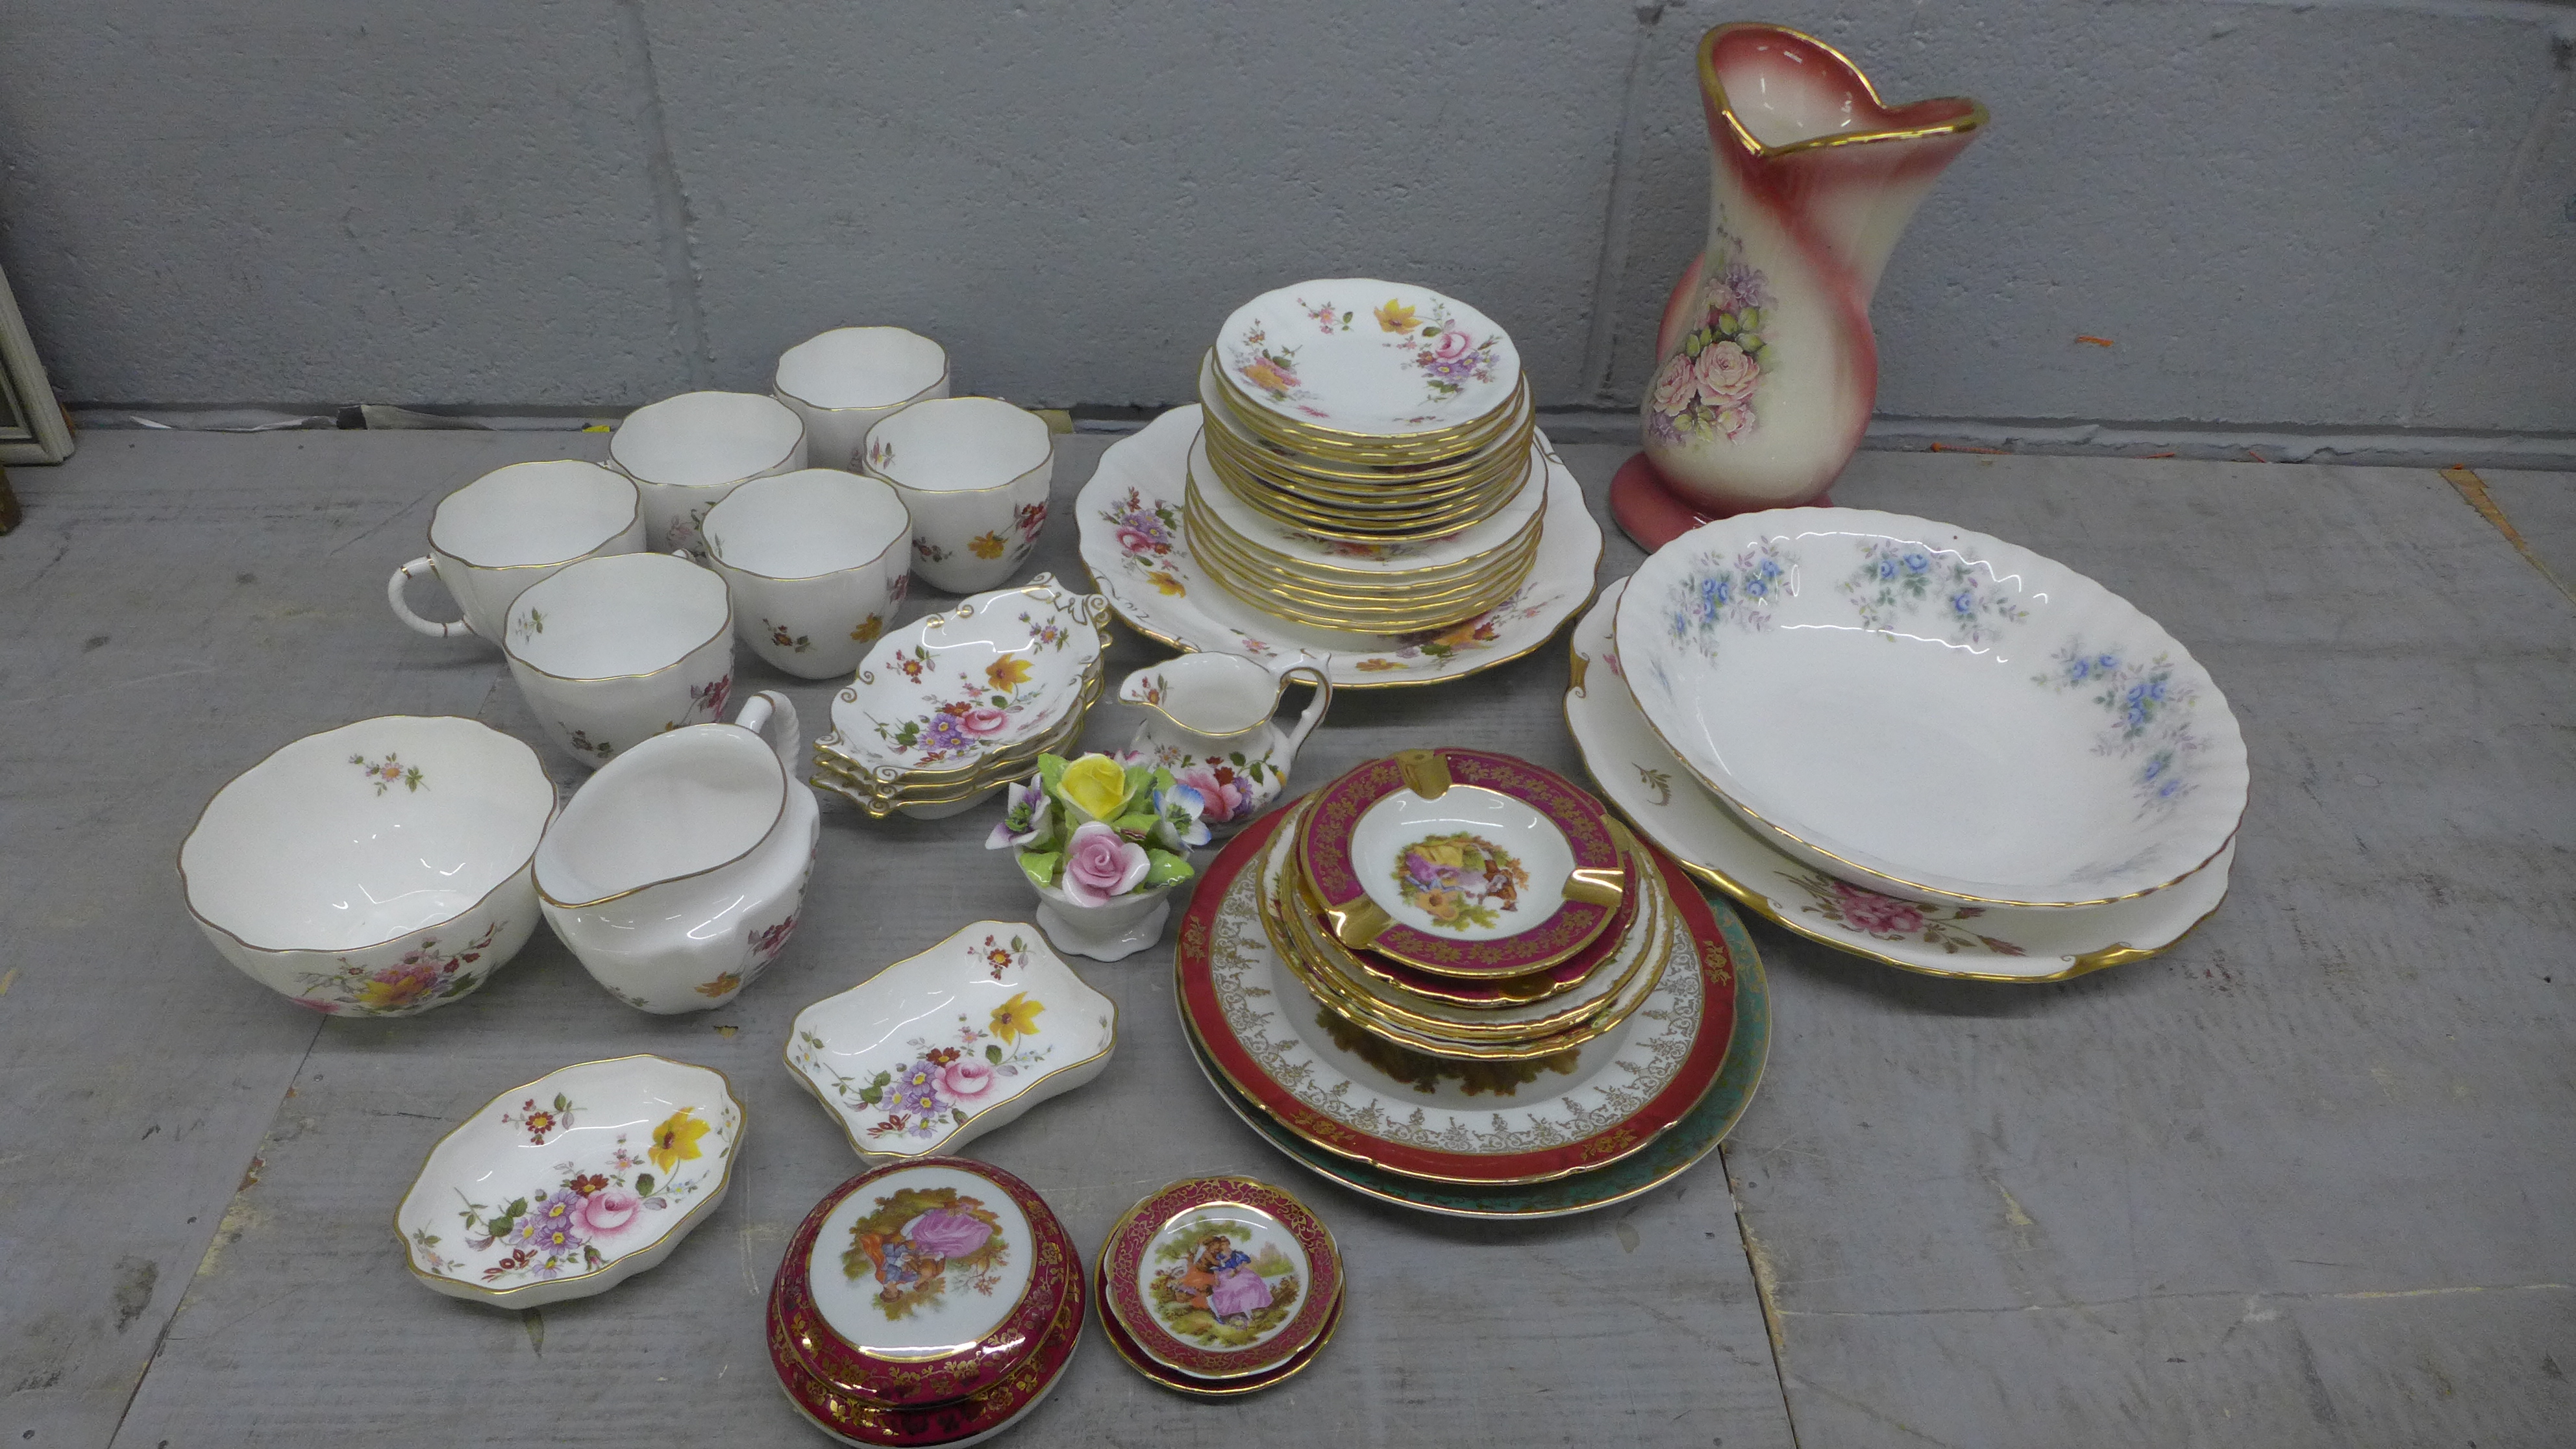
left=730, top=690, right=802, bottom=773
left=387, top=557, right=474, bottom=638
left=1276, top=663, right=1333, bottom=760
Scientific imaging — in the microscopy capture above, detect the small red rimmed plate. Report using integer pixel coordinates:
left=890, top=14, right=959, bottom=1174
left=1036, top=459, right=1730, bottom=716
left=1183, top=806, right=1739, bottom=1186
left=1095, top=1251, right=1343, bottom=1397
left=1097, top=1174, right=1343, bottom=1381
left=1296, top=748, right=1626, bottom=978
left=769, top=1266, right=1084, bottom=1446
left=769, top=1158, right=1075, bottom=1411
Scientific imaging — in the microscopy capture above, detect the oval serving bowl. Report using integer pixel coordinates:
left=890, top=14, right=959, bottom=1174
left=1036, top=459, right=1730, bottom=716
left=395, top=1055, right=744, bottom=1306
left=1616, top=508, right=2249, bottom=909
left=769, top=1157, right=1080, bottom=1413
left=180, top=715, right=556, bottom=1015
left=787, top=921, right=1117, bottom=1160
left=816, top=574, right=1110, bottom=793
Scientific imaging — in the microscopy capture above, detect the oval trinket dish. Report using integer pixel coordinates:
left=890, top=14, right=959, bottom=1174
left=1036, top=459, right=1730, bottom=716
left=395, top=1055, right=745, bottom=1306
left=1097, top=1174, right=1344, bottom=1386
left=769, top=1158, right=1082, bottom=1438
left=786, top=922, right=1117, bottom=1160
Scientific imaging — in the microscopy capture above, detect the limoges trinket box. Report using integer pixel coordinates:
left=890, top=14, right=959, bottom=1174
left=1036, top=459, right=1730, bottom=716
left=1095, top=1174, right=1343, bottom=1396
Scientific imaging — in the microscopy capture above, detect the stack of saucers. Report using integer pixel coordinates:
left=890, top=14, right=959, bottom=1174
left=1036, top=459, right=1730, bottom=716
left=767, top=1158, right=1084, bottom=1447
left=1094, top=1174, right=1344, bottom=1398
left=1189, top=279, right=1543, bottom=634
left=808, top=575, right=1111, bottom=821
left=1173, top=747, right=1751, bottom=1213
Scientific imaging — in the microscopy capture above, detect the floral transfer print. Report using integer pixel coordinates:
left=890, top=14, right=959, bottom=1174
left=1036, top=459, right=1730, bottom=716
left=915, top=538, right=954, bottom=564
left=1841, top=539, right=2028, bottom=645
left=408, top=1108, right=717, bottom=1287
left=1348, top=584, right=1559, bottom=674
left=689, top=674, right=733, bottom=719
left=795, top=990, right=1055, bottom=1146
left=1126, top=746, right=1275, bottom=826
left=560, top=726, right=615, bottom=761
left=841, top=1185, right=1008, bottom=1320
left=500, top=1093, right=575, bottom=1145
left=1393, top=833, right=1530, bottom=932
left=1380, top=295, right=1502, bottom=408
left=514, top=609, right=545, bottom=645
left=1781, top=871, right=2027, bottom=956
left=1663, top=538, right=1794, bottom=657
left=351, top=752, right=425, bottom=795
left=1225, top=323, right=1317, bottom=415
left=1101, top=486, right=1189, bottom=599
left=765, top=621, right=813, bottom=654
left=1149, top=1219, right=1304, bottom=1345
left=2035, top=641, right=2206, bottom=813
left=1646, top=225, right=1772, bottom=447
left=850, top=614, right=886, bottom=645
left=869, top=650, right=1044, bottom=765
left=1015, top=501, right=1048, bottom=543
left=291, top=921, right=501, bottom=1015
left=969, top=531, right=1009, bottom=560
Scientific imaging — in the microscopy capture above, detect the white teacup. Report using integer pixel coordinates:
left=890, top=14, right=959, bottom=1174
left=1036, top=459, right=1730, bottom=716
left=861, top=396, right=1055, bottom=594
left=701, top=469, right=912, bottom=680
left=502, top=552, right=735, bottom=769
left=180, top=715, right=556, bottom=1016
left=608, top=391, right=808, bottom=552
left=773, top=327, right=950, bottom=473
left=386, top=460, right=644, bottom=645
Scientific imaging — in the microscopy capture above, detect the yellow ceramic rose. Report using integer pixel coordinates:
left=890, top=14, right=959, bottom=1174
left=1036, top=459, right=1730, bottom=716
left=1056, top=754, right=1137, bottom=823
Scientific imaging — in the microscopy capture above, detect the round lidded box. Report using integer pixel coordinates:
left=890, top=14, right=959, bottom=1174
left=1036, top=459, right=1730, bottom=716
left=769, top=1158, right=1078, bottom=1416
left=1097, top=1174, right=1344, bottom=1385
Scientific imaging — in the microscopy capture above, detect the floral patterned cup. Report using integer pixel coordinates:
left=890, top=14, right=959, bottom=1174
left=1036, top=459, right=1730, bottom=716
left=861, top=396, right=1054, bottom=594
left=386, top=460, right=645, bottom=647
left=773, top=327, right=950, bottom=473
left=179, top=715, right=556, bottom=1016
left=609, top=390, right=808, bottom=552
left=702, top=469, right=913, bottom=680
left=502, top=551, right=736, bottom=769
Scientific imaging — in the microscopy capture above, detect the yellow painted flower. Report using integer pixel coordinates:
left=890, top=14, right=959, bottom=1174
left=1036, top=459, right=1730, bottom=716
left=650, top=1109, right=710, bottom=1174
left=1241, top=357, right=1297, bottom=393
left=969, top=530, right=1008, bottom=560
left=1058, top=754, right=1135, bottom=821
left=1374, top=299, right=1418, bottom=333
left=1356, top=658, right=1403, bottom=672
left=986, top=654, right=1034, bottom=691
left=990, top=991, right=1046, bottom=1044
left=850, top=614, right=884, bottom=643
left=1146, top=570, right=1187, bottom=597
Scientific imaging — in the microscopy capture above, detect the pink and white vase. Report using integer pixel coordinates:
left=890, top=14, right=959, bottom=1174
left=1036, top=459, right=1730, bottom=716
left=1615, top=24, right=1987, bottom=550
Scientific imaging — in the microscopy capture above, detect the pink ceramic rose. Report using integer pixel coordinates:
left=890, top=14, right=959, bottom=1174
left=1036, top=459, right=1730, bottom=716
left=1692, top=340, right=1759, bottom=405
left=577, top=1185, right=643, bottom=1237
left=939, top=1058, right=997, bottom=1102
left=1061, top=820, right=1150, bottom=906
left=907, top=1207, right=994, bottom=1260
left=960, top=705, right=1011, bottom=737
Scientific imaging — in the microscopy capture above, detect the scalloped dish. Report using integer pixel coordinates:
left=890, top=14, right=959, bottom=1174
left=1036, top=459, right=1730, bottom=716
left=787, top=921, right=1117, bottom=1159
left=395, top=1055, right=745, bottom=1306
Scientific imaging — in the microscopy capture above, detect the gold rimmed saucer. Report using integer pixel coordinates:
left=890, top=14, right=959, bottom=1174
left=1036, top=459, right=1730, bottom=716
left=1201, top=395, right=1536, bottom=495
left=1207, top=353, right=1532, bottom=459
left=1181, top=465, right=1544, bottom=586
left=1183, top=510, right=1541, bottom=613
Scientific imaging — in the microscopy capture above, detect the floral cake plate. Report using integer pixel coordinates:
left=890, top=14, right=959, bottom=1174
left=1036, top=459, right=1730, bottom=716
left=1615, top=507, right=2248, bottom=909
left=1215, top=279, right=1520, bottom=437
left=1080, top=406, right=1601, bottom=689
left=1097, top=1174, right=1343, bottom=1381
left=1572, top=578, right=2233, bottom=981
left=1296, top=747, right=1626, bottom=977
left=395, top=1055, right=745, bottom=1306
left=1178, top=806, right=1739, bottom=1187
left=787, top=922, right=1116, bottom=1160
left=1093, top=1250, right=1343, bottom=1398
left=767, top=1158, right=1084, bottom=1445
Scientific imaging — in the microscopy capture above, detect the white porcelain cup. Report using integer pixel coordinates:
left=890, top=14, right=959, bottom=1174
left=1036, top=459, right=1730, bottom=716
left=386, top=460, right=644, bottom=645
left=861, top=396, right=1055, bottom=594
left=700, top=469, right=913, bottom=680
left=773, top=327, right=950, bottom=472
left=502, top=551, right=736, bottom=769
left=609, top=391, right=808, bottom=552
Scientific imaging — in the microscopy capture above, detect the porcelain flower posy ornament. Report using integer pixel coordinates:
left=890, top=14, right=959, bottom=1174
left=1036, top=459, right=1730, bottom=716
left=988, top=752, right=1200, bottom=960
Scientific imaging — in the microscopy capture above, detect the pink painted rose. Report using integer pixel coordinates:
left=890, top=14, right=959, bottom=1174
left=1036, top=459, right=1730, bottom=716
left=1061, top=820, right=1150, bottom=906
left=577, top=1185, right=643, bottom=1237
left=1174, top=762, right=1252, bottom=824
left=1715, top=403, right=1756, bottom=441
left=1431, top=328, right=1474, bottom=361
left=1705, top=281, right=1746, bottom=314
left=1834, top=881, right=1925, bottom=936
left=939, top=1058, right=997, bottom=1102
left=1650, top=355, right=1698, bottom=416
left=1692, top=340, right=1759, bottom=405
left=907, top=1207, right=994, bottom=1260
left=1115, top=525, right=1157, bottom=555
left=960, top=705, right=1011, bottom=737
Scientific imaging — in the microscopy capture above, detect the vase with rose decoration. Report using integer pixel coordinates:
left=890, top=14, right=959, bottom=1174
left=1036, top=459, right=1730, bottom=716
left=987, top=752, right=1206, bottom=960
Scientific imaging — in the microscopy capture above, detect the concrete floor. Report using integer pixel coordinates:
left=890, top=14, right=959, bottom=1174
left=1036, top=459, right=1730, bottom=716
left=0, top=432, right=2568, bottom=1448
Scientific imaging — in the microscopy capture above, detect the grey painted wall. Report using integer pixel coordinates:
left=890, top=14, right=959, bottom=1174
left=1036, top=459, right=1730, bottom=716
left=1, top=0, right=2570, bottom=433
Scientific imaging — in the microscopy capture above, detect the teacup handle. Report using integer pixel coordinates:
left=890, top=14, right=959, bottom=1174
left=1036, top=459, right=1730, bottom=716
left=731, top=689, right=802, bottom=772
left=386, top=556, right=473, bottom=638
left=1276, top=663, right=1333, bottom=759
